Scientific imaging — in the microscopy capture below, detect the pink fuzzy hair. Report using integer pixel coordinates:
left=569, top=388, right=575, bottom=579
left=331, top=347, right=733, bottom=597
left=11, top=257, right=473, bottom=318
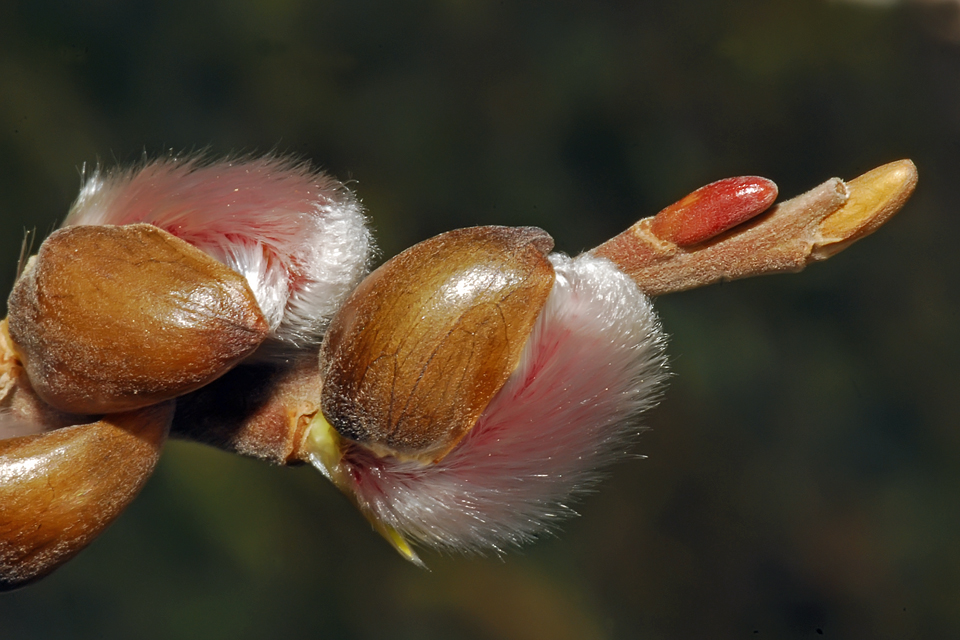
left=63, top=155, right=373, bottom=352
left=320, top=253, right=669, bottom=554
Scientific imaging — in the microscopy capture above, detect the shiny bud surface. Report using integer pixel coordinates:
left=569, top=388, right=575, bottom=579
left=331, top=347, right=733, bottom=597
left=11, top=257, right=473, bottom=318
left=648, top=176, right=778, bottom=246
left=7, top=223, right=269, bottom=414
left=0, top=402, right=172, bottom=590
left=319, top=226, right=556, bottom=463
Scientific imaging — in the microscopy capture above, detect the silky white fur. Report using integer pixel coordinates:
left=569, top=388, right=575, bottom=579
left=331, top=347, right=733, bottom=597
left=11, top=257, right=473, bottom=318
left=63, top=155, right=373, bottom=352
left=332, top=252, right=669, bottom=553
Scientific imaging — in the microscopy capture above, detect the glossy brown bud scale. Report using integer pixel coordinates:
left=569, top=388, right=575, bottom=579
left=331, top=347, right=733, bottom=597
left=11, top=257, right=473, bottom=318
left=319, top=226, right=556, bottom=463
left=0, top=402, right=172, bottom=591
left=7, top=223, right=269, bottom=414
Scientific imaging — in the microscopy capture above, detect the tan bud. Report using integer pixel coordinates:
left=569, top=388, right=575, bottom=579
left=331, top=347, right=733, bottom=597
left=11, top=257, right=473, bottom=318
left=7, top=223, right=269, bottom=414
left=319, top=226, right=555, bottom=463
left=0, top=401, right=172, bottom=591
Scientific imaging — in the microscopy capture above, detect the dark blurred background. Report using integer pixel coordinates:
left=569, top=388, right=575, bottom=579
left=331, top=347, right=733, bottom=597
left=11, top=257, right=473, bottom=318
left=1, top=0, right=958, bottom=638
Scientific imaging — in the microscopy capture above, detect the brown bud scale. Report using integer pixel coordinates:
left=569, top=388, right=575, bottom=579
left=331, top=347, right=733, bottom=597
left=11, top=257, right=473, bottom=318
left=0, top=402, right=172, bottom=590
left=7, top=223, right=269, bottom=414
left=319, top=226, right=556, bottom=463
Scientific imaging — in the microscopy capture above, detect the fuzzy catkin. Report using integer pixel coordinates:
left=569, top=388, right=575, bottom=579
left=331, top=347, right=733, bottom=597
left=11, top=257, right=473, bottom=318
left=329, top=252, right=669, bottom=553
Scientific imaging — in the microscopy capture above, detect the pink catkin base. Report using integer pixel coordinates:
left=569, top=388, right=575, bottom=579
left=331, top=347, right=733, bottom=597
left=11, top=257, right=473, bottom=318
left=333, top=253, right=669, bottom=553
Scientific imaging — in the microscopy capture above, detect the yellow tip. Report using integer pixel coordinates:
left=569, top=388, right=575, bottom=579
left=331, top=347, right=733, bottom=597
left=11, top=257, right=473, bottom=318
left=370, top=520, right=427, bottom=568
left=814, top=159, right=918, bottom=259
left=303, top=411, right=346, bottom=487
left=302, top=411, right=427, bottom=568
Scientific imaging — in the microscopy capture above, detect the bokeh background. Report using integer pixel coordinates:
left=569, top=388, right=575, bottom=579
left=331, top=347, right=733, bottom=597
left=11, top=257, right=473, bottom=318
left=1, top=0, right=958, bottom=638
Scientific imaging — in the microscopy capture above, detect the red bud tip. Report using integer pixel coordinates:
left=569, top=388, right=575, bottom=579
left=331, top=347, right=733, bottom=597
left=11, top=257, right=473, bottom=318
left=649, top=176, right=778, bottom=247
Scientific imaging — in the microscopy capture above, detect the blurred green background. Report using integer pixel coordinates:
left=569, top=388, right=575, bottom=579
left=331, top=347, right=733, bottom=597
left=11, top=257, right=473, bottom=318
left=1, top=0, right=957, bottom=638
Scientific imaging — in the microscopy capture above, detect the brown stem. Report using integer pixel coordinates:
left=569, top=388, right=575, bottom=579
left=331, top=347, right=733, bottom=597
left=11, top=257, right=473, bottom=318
left=170, top=357, right=323, bottom=466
